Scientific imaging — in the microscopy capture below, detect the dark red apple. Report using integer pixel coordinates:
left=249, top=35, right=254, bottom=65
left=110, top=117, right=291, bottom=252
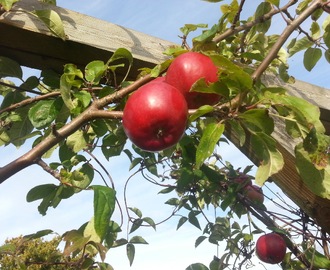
left=243, top=185, right=264, bottom=204
left=256, top=233, right=287, bottom=264
left=122, top=81, right=188, bottom=152
left=232, top=173, right=252, bottom=188
left=165, top=51, right=220, bottom=109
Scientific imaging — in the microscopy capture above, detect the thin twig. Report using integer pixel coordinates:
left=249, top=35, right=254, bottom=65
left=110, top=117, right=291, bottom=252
left=213, top=0, right=298, bottom=43
left=0, top=91, right=59, bottom=115
left=0, top=80, right=42, bottom=95
left=251, top=0, right=324, bottom=82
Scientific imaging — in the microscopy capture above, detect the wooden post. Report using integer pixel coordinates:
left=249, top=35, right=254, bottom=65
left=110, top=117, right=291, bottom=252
left=1, top=0, right=330, bottom=233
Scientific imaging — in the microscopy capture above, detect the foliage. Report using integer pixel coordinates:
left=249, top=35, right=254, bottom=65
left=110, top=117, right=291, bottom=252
left=0, top=0, right=330, bottom=269
left=0, top=234, right=90, bottom=269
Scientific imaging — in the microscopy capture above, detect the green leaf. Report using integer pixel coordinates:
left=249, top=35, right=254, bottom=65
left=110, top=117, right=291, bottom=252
left=325, top=49, right=330, bottom=64
left=188, top=211, right=201, bottom=230
left=254, top=2, right=272, bottom=33
left=6, top=106, right=35, bottom=147
left=189, top=105, right=214, bottom=122
left=209, top=54, right=253, bottom=90
left=303, top=47, right=322, bottom=71
left=0, top=56, right=22, bottom=79
left=158, top=186, right=176, bottom=194
left=251, top=133, right=284, bottom=186
left=177, top=216, right=188, bottom=230
left=150, top=59, right=172, bottom=77
left=73, top=91, right=91, bottom=109
left=266, top=0, right=279, bottom=7
left=186, top=263, right=209, bottom=270
left=102, top=126, right=127, bottom=159
left=23, top=229, right=53, bottom=240
left=126, top=243, right=135, bottom=266
left=143, top=217, right=156, bottom=230
left=129, top=236, right=148, bottom=244
left=193, top=24, right=218, bottom=43
left=310, top=21, right=321, bottom=39
left=28, top=99, right=62, bottom=129
left=239, top=109, right=274, bottom=134
left=92, top=185, right=116, bottom=241
left=83, top=217, right=101, bottom=243
left=107, top=48, right=133, bottom=82
left=0, top=0, right=18, bottom=10
left=303, top=128, right=330, bottom=169
left=227, top=119, right=246, bottom=146
left=85, top=60, right=107, bottom=84
left=221, top=0, right=239, bottom=23
left=63, top=230, right=90, bottom=256
left=180, top=23, right=208, bottom=37
left=97, top=263, right=114, bottom=270
left=59, top=74, right=75, bottom=110
left=324, top=25, right=330, bottom=49
left=112, top=238, right=128, bottom=247
left=264, top=90, right=325, bottom=134
left=295, top=143, right=330, bottom=199
left=304, top=246, right=330, bottom=268
left=32, top=9, right=66, bottom=40
left=165, top=198, right=180, bottom=206
left=288, top=36, right=313, bottom=57
left=66, top=130, right=87, bottom=153
left=296, top=0, right=312, bottom=14
left=196, top=122, right=225, bottom=168
left=129, top=219, right=143, bottom=234
left=26, top=184, right=57, bottom=202
left=128, top=207, right=143, bottom=218
left=20, top=76, right=40, bottom=91
left=195, top=236, right=207, bottom=247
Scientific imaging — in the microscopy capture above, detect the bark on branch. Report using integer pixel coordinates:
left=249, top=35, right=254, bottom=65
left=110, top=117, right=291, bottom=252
left=0, top=75, right=153, bottom=184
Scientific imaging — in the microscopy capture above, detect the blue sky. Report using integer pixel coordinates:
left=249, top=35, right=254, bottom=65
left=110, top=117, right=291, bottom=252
left=0, top=1, right=327, bottom=270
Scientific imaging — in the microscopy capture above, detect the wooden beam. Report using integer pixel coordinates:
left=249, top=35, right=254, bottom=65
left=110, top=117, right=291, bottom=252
left=1, top=0, right=330, bottom=233
left=0, top=0, right=173, bottom=79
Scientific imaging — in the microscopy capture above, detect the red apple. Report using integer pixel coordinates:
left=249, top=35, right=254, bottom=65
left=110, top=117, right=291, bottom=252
left=232, top=173, right=252, bottom=188
left=256, top=233, right=287, bottom=264
left=122, top=81, right=188, bottom=152
left=243, top=185, right=264, bottom=204
left=165, top=51, right=220, bottom=109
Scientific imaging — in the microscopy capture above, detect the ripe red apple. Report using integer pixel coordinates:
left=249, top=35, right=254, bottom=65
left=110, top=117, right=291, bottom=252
left=232, top=173, right=252, bottom=188
left=256, top=233, right=287, bottom=264
left=243, top=185, right=264, bottom=204
left=122, top=81, right=188, bottom=152
left=165, top=51, right=220, bottom=109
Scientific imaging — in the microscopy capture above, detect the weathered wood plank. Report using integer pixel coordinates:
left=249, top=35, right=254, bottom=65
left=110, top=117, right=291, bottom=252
left=1, top=0, right=330, bottom=232
left=0, top=0, right=173, bottom=79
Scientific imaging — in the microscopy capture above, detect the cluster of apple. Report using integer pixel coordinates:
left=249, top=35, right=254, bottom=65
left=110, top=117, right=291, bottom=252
left=122, top=52, right=220, bottom=152
left=123, top=52, right=288, bottom=265
left=233, top=174, right=287, bottom=265
left=233, top=173, right=264, bottom=204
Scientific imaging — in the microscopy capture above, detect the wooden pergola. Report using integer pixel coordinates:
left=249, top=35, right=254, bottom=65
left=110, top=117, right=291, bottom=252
left=1, top=0, right=330, bottom=233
